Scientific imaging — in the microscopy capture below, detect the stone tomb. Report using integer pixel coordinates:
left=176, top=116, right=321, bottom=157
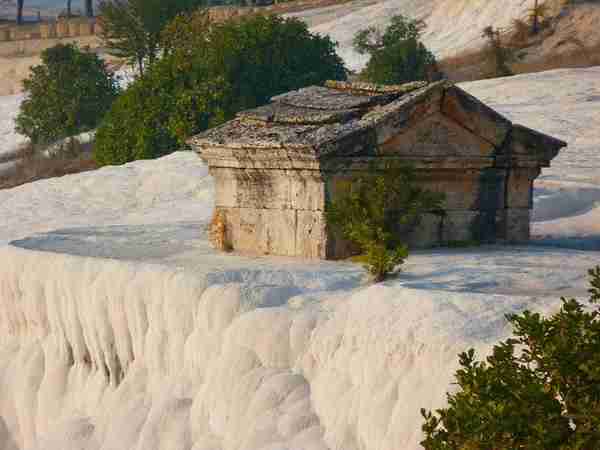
left=189, top=80, right=566, bottom=259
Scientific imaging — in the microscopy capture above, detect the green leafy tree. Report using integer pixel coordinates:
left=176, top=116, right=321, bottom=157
left=97, top=0, right=205, bottom=76
left=421, top=266, right=600, bottom=450
left=353, top=15, right=437, bottom=85
left=15, top=43, right=119, bottom=146
left=160, top=8, right=211, bottom=56
left=93, top=60, right=226, bottom=165
left=353, top=14, right=425, bottom=56
left=94, top=13, right=346, bottom=165
left=206, top=14, right=346, bottom=117
left=326, top=166, right=445, bottom=282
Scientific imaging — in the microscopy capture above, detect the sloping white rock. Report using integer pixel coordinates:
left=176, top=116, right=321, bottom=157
left=298, top=0, right=532, bottom=71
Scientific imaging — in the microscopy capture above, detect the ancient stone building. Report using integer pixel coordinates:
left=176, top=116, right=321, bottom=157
left=189, top=80, right=566, bottom=259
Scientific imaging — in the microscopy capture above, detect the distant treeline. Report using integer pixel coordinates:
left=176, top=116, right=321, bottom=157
left=3, top=0, right=283, bottom=25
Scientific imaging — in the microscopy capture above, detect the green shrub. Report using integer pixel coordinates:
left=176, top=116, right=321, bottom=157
left=353, top=15, right=437, bottom=84
left=15, top=43, right=119, bottom=146
left=360, top=39, right=438, bottom=85
left=94, top=13, right=346, bottom=166
left=421, top=266, right=600, bottom=450
left=326, top=166, right=444, bottom=282
left=93, top=59, right=225, bottom=165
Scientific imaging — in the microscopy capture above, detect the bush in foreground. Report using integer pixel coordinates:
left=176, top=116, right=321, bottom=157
left=15, top=43, right=119, bottom=147
left=421, top=266, right=600, bottom=449
left=94, top=13, right=346, bottom=166
left=353, top=14, right=437, bottom=85
left=326, top=166, right=444, bottom=282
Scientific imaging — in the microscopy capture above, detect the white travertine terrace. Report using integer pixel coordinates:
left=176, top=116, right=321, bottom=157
left=0, top=67, right=599, bottom=450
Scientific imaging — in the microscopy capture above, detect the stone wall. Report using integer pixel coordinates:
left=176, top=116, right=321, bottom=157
left=0, top=18, right=99, bottom=42
left=208, top=164, right=535, bottom=259
left=207, top=0, right=351, bottom=22
left=202, top=129, right=549, bottom=258
left=209, top=167, right=329, bottom=258
left=0, top=0, right=349, bottom=43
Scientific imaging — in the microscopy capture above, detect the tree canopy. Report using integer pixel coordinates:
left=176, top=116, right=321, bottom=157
left=353, top=14, right=426, bottom=56
left=353, top=15, right=437, bottom=85
left=94, top=13, right=346, bottom=165
left=97, top=0, right=205, bottom=76
left=15, top=43, right=119, bottom=146
left=421, top=266, right=600, bottom=449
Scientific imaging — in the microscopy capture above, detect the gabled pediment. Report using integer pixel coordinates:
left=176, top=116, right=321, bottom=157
left=380, top=113, right=496, bottom=158
left=442, top=86, right=512, bottom=147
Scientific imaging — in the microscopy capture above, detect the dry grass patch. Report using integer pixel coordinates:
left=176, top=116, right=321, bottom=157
left=438, top=48, right=497, bottom=82
left=0, top=142, right=99, bottom=190
left=439, top=0, right=600, bottom=82
left=512, top=42, right=600, bottom=74
left=440, top=41, right=600, bottom=83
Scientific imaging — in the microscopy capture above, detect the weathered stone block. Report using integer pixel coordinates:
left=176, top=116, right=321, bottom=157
left=38, top=23, right=50, bottom=38
left=440, top=210, right=482, bottom=243
left=211, top=168, right=238, bottom=208
left=415, top=169, right=505, bottom=211
left=381, top=113, right=496, bottom=158
left=218, top=207, right=240, bottom=251
left=290, top=171, right=325, bottom=211
left=236, top=208, right=297, bottom=256
left=79, top=20, right=94, bottom=36
left=237, top=170, right=291, bottom=210
left=476, top=168, right=507, bottom=211
left=442, top=86, right=512, bottom=148
left=68, top=21, right=80, bottom=37
left=376, top=210, right=486, bottom=249
left=401, top=213, right=445, bottom=248
left=56, top=20, right=69, bottom=37
left=505, top=168, right=539, bottom=208
left=370, top=85, right=442, bottom=145
left=497, top=208, right=530, bottom=242
left=296, top=210, right=327, bottom=258
left=213, top=169, right=289, bottom=209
